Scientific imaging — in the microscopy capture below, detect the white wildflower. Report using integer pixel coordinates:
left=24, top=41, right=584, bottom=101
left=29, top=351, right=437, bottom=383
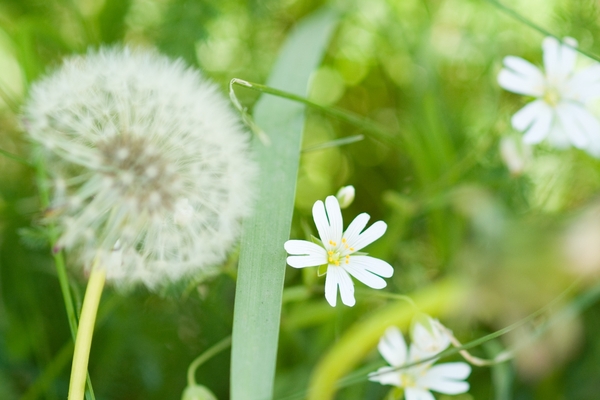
left=284, top=195, right=393, bottom=307
left=335, top=185, right=355, bottom=209
left=499, top=136, right=531, bottom=176
left=23, top=47, right=256, bottom=289
left=411, top=315, right=452, bottom=356
left=369, top=327, right=471, bottom=400
left=498, top=36, right=600, bottom=155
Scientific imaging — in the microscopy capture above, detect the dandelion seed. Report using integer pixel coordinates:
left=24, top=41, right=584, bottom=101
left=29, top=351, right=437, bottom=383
left=23, top=47, right=257, bottom=289
left=498, top=37, right=600, bottom=156
left=368, top=326, right=471, bottom=400
left=284, top=195, right=393, bottom=307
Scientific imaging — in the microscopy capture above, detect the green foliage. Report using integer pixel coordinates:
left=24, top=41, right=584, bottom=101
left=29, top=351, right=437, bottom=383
left=3, top=0, right=600, bottom=399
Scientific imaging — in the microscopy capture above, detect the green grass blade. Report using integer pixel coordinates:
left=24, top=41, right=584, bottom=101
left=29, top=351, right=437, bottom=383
left=230, top=7, right=339, bottom=400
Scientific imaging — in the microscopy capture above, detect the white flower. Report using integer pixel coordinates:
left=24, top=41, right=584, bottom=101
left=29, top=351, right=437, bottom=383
left=284, top=195, right=393, bottom=307
left=499, top=136, right=531, bottom=176
left=369, top=327, right=471, bottom=400
left=498, top=36, right=600, bottom=155
left=411, top=316, right=452, bottom=356
left=336, top=185, right=355, bottom=209
left=23, top=47, right=256, bottom=289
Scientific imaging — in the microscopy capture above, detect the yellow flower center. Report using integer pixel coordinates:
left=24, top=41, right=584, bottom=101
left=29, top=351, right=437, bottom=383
left=543, top=87, right=560, bottom=107
left=327, top=239, right=352, bottom=266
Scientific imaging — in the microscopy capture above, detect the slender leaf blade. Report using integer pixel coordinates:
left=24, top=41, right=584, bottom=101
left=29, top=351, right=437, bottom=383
left=230, top=7, right=338, bottom=400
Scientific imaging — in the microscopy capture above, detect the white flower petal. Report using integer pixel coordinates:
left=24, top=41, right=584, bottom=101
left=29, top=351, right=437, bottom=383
left=498, top=56, right=544, bottom=96
left=511, top=100, right=544, bottom=131
left=543, top=36, right=561, bottom=82
left=343, top=213, right=370, bottom=244
left=405, top=387, right=435, bottom=400
left=325, top=266, right=355, bottom=307
left=558, top=37, right=578, bottom=79
left=351, top=255, right=394, bottom=278
left=284, top=239, right=326, bottom=256
left=555, top=103, right=589, bottom=148
left=312, top=200, right=331, bottom=244
left=546, top=123, right=570, bottom=149
left=325, top=196, right=343, bottom=244
left=567, top=64, right=600, bottom=103
left=344, top=262, right=387, bottom=289
left=368, top=366, right=402, bottom=387
left=418, top=362, right=471, bottom=395
left=286, top=255, right=327, bottom=268
left=350, top=220, right=387, bottom=252
left=377, top=326, right=407, bottom=367
left=519, top=102, right=553, bottom=144
left=563, top=103, right=600, bottom=148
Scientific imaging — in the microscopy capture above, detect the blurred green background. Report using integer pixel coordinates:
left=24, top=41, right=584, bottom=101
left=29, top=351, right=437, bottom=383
left=2, top=0, right=600, bottom=399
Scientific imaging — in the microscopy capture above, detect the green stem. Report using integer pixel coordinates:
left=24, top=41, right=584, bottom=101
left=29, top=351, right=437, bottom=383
left=68, top=265, right=106, bottom=400
left=187, top=336, right=232, bottom=387
left=0, top=147, right=30, bottom=166
left=486, top=0, right=600, bottom=63
left=229, top=78, right=399, bottom=145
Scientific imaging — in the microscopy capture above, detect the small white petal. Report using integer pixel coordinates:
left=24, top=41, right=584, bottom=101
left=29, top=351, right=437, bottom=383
left=312, top=200, right=331, bottom=244
left=543, top=36, right=561, bottom=82
left=284, top=239, right=326, bottom=256
left=555, top=103, right=589, bottom=148
left=567, top=64, right=600, bottom=102
left=498, top=56, right=545, bottom=96
left=378, top=327, right=407, bottom=367
left=558, top=37, right=578, bottom=79
left=405, top=387, right=436, bottom=400
left=546, top=123, right=571, bottom=149
left=350, top=220, right=387, bottom=252
left=286, top=255, right=327, bottom=268
left=367, top=366, right=402, bottom=387
left=511, top=100, right=545, bottom=131
left=336, top=185, right=355, bottom=208
left=343, top=213, right=370, bottom=244
left=325, top=196, right=343, bottom=243
left=519, top=102, right=553, bottom=144
left=344, top=262, right=387, bottom=289
left=563, top=103, right=600, bottom=148
left=351, top=255, right=394, bottom=278
left=418, top=362, right=471, bottom=395
left=324, top=266, right=355, bottom=307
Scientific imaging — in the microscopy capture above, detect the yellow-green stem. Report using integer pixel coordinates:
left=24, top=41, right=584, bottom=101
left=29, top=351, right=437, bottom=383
left=68, top=265, right=106, bottom=400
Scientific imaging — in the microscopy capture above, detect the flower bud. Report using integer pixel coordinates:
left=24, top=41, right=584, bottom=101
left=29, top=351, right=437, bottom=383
left=335, top=185, right=355, bottom=209
left=181, top=385, right=218, bottom=400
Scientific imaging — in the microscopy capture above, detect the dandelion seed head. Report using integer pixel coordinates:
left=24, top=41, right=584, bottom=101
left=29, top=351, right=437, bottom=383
left=24, top=47, right=257, bottom=289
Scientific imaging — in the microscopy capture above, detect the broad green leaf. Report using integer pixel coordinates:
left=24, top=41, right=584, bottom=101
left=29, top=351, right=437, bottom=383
left=230, top=7, right=339, bottom=400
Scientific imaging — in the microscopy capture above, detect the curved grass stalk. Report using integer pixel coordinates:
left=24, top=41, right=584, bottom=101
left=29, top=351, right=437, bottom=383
left=486, top=0, right=600, bottom=63
left=187, top=336, right=232, bottom=387
left=229, top=78, right=400, bottom=146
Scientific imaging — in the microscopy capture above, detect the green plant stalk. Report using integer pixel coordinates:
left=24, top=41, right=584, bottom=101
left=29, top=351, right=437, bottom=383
left=486, top=0, right=600, bottom=62
left=187, top=336, right=232, bottom=387
left=68, top=265, right=105, bottom=400
left=34, top=156, right=96, bottom=400
left=230, top=7, right=338, bottom=400
left=230, top=78, right=399, bottom=145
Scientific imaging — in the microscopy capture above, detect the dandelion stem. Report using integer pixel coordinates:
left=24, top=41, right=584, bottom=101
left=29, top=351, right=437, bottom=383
left=68, top=264, right=106, bottom=400
left=187, top=336, right=232, bottom=387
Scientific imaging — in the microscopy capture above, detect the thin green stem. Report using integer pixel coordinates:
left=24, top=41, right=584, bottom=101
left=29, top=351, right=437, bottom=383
left=229, top=78, right=399, bottom=146
left=68, top=264, right=106, bottom=400
left=302, top=134, right=364, bottom=152
left=486, top=0, right=600, bottom=63
left=0, top=147, right=30, bottom=166
left=187, top=336, right=232, bottom=387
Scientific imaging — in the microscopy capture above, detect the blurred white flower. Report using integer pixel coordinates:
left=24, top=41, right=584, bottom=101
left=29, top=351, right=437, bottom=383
left=411, top=316, right=452, bottom=356
left=369, top=327, right=471, bottom=400
left=500, top=136, right=531, bottom=176
left=498, top=36, right=600, bottom=155
left=24, top=47, right=256, bottom=289
left=284, top=195, right=393, bottom=307
left=335, top=185, right=355, bottom=209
